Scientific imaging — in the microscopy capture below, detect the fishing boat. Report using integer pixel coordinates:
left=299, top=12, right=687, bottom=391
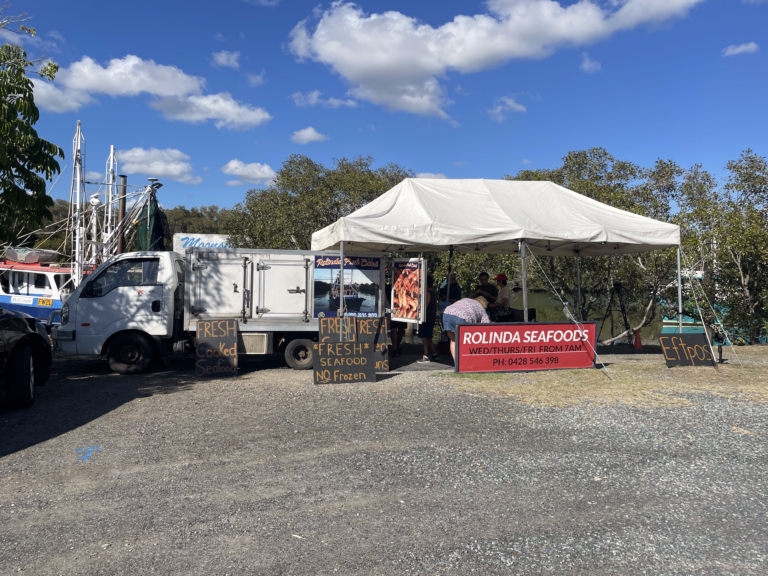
left=328, top=270, right=365, bottom=312
left=0, top=249, right=73, bottom=320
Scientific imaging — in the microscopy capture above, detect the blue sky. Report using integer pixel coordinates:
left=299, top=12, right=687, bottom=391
left=8, top=0, right=768, bottom=209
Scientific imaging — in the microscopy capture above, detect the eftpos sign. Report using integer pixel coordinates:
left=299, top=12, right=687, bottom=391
left=173, top=233, right=231, bottom=253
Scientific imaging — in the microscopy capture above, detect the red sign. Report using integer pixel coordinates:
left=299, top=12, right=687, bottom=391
left=455, top=322, right=598, bottom=373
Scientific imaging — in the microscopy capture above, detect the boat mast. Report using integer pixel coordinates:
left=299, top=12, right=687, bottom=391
left=103, top=145, right=117, bottom=246
left=70, top=121, right=86, bottom=287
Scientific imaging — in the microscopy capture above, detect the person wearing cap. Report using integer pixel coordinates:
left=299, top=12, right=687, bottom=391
left=442, top=296, right=491, bottom=362
left=472, top=271, right=498, bottom=302
left=488, top=273, right=512, bottom=321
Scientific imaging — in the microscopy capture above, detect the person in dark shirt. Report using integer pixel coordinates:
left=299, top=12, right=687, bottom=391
left=438, top=273, right=462, bottom=304
left=472, top=271, right=498, bottom=301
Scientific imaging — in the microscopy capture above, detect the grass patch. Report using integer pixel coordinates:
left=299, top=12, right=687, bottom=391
left=442, top=350, right=768, bottom=408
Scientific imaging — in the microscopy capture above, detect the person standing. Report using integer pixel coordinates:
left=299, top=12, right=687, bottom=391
left=488, top=273, right=512, bottom=321
left=472, top=271, right=498, bottom=302
left=417, top=275, right=439, bottom=363
left=442, top=296, right=491, bottom=362
left=439, top=273, right=462, bottom=305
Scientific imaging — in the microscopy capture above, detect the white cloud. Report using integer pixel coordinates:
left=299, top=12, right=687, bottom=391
left=220, top=159, right=277, bottom=183
left=291, top=126, right=329, bottom=144
left=246, top=70, right=266, bottom=86
left=32, top=79, right=94, bottom=112
left=214, top=33, right=226, bottom=42
left=47, top=30, right=66, bottom=43
left=116, top=148, right=202, bottom=185
left=290, top=0, right=703, bottom=118
left=30, top=54, right=272, bottom=130
left=580, top=52, right=602, bottom=73
left=292, top=89, right=357, bottom=108
left=416, top=172, right=447, bottom=179
left=488, top=96, right=526, bottom=122
left=150, top=93, right=272, bottom=130
left=722, top=42, right=759, bottom=57
left=243, top=0, right=280, bottom=6
left=522, top=159, right=531, bottom=165
left=212, top=50, right=240, bottom=69
left=85, top=171, right=104, bottom=180
left=32, top=54, right=204, bottom=112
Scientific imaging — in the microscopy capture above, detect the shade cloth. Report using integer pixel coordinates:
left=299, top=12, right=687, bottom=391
left=311, top=179, right=680, bottom=256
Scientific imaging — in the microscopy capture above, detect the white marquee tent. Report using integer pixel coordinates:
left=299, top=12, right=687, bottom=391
left=311, top=179, right=680, bottom=256
left=311, top=178, right=683, bottom=328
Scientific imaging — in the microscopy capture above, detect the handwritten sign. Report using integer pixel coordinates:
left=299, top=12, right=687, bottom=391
left=196, top=318, right=238, bottom=377
left=317, top=316, right=389, bottom=373
left=314, top=317, right=388, bottom=384
left=659, top=333, right=716, bottom=368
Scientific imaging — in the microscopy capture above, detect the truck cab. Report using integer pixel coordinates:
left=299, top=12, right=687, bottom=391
left=53, top=251, right=184, bottom=373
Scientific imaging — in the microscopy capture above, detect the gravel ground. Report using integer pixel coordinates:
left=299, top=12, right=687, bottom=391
left=1, top=351, right=767, bottom=575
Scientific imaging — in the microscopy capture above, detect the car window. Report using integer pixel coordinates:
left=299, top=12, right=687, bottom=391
left=174, top=260, right=185, bottom=283
left=88, top=258, right=160, bottom=297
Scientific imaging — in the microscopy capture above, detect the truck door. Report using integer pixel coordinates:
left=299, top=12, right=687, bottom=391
left=191, top=253, right=254, bottom=320
left=257, top=257, right=310, bottom=320
left=75, top=257, right=165, bottom=354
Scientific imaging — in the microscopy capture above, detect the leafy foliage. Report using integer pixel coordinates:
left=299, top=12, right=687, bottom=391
left=0, top=12, right=63, bottom=244
left=226, top=155, right=413, bottom=250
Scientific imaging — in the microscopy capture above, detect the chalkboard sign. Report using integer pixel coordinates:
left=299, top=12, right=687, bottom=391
left=317, top=316, right=389, bottom=373
left=196, top=318, right=238, bottom=377
left=314, top=316, right=384, bottom=384
left=659, top=333, right=716, bottom=368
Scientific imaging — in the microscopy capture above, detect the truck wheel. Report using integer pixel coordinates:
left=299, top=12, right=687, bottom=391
left=6, top=346, right=34, bottom=409
left=285, top=339, right=314, bottom=370
left=108, top=333, right=155, bottom=375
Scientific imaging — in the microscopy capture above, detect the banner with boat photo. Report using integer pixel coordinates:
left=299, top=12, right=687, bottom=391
left=313, top=256, right=382, bottom=319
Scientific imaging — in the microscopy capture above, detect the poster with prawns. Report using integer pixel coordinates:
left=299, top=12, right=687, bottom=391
left=391, top=258, right=427, bottom=324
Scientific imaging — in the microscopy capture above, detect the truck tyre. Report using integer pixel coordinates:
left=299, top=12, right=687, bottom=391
left=107, top=333, right=155, bottom=375
left=6, top=346, right=34, bottom=409
left=285, top=338, right=314, bottom=370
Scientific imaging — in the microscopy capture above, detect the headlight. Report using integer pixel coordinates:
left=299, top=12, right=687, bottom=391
left=61, top=303, right=69, bottom=325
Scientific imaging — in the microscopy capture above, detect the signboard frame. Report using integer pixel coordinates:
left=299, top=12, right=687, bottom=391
left=313, top=255, right=383, bottom=319
left=195, top=318, right=238, bottom=377
left=391, top=257, right=427, bottom=324
left=455, top=321, right=598, bottom=374
left=659, top=333, right=716, bottom=368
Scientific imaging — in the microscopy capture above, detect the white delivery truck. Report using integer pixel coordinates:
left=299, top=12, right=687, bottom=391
left=52, top=248, right=387, bottom=374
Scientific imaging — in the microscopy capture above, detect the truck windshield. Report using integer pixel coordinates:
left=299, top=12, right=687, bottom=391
left=88, top=258, right=160, bottom=297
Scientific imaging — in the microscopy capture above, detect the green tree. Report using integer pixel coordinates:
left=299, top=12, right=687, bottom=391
left=0, top=11, right=63, bottom=244
left=226, top=155, right=413, bottom=249
left=505, top=148, right=679, bottom=343
left=678, top=150, right=768, bottom=342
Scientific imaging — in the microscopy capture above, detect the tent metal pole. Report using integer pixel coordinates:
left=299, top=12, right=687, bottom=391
left=521, top=241, right=528, bottom=322
left=677, top=246, right=683, bottom=334
left=576, top=255, right=582, bottom=321
left=445, top=246, right=454, bottom=303
left=339, top=241, right=345, bottom=342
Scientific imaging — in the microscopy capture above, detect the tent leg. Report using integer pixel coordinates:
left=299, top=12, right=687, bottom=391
left=444, top=246, right=454, bottom=304
left=677, top=246, right=683, bottom=334
left=521, top=241, right=528, bottom=322
left=576, top=255, right=582, bottom=321
left=339, top=241, right=345, bottom=342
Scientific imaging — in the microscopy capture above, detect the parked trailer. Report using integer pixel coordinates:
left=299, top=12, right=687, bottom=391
left=52, top=248, right=386, bottom=374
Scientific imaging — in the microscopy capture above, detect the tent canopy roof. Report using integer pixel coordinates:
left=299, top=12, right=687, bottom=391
left=311, top=178, right=680, bottom=257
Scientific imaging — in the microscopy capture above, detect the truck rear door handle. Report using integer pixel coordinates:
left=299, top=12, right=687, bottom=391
left=287, top=286, right=305, bottom=294
left=151, top=300, right=161, bottom=312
